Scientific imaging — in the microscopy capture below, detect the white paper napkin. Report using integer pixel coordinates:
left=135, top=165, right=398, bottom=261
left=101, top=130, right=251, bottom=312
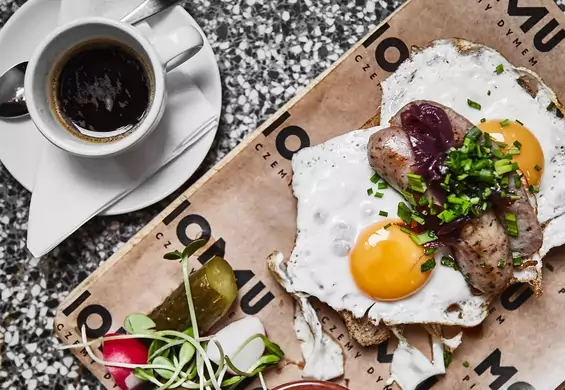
left=27, top=2, right=217, bottom=257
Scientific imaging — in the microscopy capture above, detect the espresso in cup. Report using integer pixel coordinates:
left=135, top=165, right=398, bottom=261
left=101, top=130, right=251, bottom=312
left=50, top=39, right=155, bottom=143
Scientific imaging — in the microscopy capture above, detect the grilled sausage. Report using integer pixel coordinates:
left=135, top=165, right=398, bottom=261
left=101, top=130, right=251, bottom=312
left=366, top=126, right=413, bottom=193
left=495, top=174, right=543, bottom=257
left=390, top=100, right=543, bottom=257
left=451, top=212, right=513, bottom=295
left=368, top=101, right=517, bottom=295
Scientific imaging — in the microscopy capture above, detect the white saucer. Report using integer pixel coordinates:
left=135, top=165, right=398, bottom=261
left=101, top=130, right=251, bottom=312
left=0, top=0, right=221, bottom=215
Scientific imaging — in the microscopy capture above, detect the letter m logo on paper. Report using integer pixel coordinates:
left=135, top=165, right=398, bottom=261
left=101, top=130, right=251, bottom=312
left=475, top=349, right=518, bottom=390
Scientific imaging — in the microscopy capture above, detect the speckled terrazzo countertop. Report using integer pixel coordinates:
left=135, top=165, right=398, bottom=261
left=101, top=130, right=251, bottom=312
left=2, top=0, right=565, bottom=389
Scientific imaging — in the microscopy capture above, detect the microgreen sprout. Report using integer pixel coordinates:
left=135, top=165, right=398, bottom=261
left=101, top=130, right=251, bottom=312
left=60, top=240, right=283, bottom=390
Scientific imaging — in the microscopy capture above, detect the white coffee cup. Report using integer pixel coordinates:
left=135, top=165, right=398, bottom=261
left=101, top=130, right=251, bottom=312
left=25, top=6, right=203, bottom=158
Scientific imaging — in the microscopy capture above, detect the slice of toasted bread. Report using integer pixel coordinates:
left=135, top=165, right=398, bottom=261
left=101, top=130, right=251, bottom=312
left=339, top=310, right=390, bottom=347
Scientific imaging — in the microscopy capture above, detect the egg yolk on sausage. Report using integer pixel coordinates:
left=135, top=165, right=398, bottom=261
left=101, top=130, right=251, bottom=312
left=350, top=219, right=433, bottom=301
left=479, top=120, right=544, bottom=186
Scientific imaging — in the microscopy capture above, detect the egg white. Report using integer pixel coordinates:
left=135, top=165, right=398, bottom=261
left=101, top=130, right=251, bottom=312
left=380, top=39, right=565, bottom=283
left=288, top=127, right=489, bottom=328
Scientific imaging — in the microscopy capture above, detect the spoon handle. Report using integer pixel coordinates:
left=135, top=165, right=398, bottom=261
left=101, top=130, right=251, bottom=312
left=120, top=0, right=183, bottom=25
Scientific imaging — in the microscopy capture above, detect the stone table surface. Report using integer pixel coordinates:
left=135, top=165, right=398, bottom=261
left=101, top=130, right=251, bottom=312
left=1, top=0, right=565, bottom=389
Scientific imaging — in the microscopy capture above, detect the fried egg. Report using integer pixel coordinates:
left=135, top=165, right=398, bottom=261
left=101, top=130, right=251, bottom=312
left=288, top=127, right=488, bottom=328
left=380, top=39, right=565, bottom=282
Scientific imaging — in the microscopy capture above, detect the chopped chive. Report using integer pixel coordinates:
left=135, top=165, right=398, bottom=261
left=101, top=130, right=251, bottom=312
left=497, top=142, right=508, bottom=148
left=424, top=248, right=437, bottom=256
left=444, top=351, right=453, bottom=369
left=374, top=191, right=384, bottom=198
left=419, top=196, right=429, bottom=206
left=509, top=194, right=521, bottom=201
left=379, top=210, right=388, bottom=217
left=467, top=99, right=482, bottom=110
left=495, top=64, right=504, bottom=74
left=500, top=119, right=510, bottom=127
left=444, top=173, right=451, bottom=185
left=401, top=190, right=417, bottom=206
left=507, top=147, right=520, bottom=156
left=513, top=257, right=523, bottom=266
left=437, top=209, right=457, bottom=224
left=407, top=173, right=427, bottom=193
left=495, top=164, right=513, bottom=175
left=480, top=118, right=486, bottom=123
left=411, top=231, right=438, bottom=246
left=516, top=119, right=523, bottom=125
left=421, top=258, right=436, bottom=272
left=501, top=176, right=509, bottom=188
left=397, top=202, right=412, bottom=224
left=441, top=256, right=458, bottom=270
left=494, top=158, right=510, bottom=169
left=483, top=133, right=492, bottom=148
left=383, top=223, right=392, bottom=230
left=370, top=173, right=380, bottom=184
left=498, top=259, right=506, bottom=268
left=528, top=185, right=540, bottom=194
left=463, top=361, right=470, bottom=368
left=378, top=182, right=388, bottom=190
left=513, top=140, right=522, bottom=149
left=514, top=174, right=521, bottom=189
left=400, top=227, right=412, bottom=234
left=412, top=214, right=425, bottom=225
left=535, top=164, right=542, bottom=172
left=466, top=126, right=481, bottom=141
left=492, top=149, right=504, bottom=159
left=505, top=213, right=518, bottom=237
left=547, top=102, right=556, bottom=111
left=367, top=188, right=374, bottom=196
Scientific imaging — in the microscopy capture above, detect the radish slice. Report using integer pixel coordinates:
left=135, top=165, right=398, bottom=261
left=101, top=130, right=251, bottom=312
left=206, top=316, right=265, bottom=374
left=102, top=333, right=149, bottom=390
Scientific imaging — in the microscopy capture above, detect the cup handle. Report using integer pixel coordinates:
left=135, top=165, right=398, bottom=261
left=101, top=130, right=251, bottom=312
left=135, top=7, right=204, bottom=72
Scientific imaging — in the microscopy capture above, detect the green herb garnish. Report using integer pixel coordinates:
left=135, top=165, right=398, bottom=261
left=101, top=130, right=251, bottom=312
left=498, top=259, right=506, bottom=268
left=59, top=240, right=282, bottom=390
left=374, top=191, right=384, bottom=198
left=463, top=360, right=470, bottom=368
left=535, top=164, right=542, bottom=172
left=424, top=248, right=437, bottom=256
left=367, top=188, right=374, bottom=196
left=379, top=210, right=389, bottom=217
left=398, top=202, right=412, bottom=224
left=441, top=256, right=458, bottom=270
left=500, top=119, right=510, bottom=127
left=421, top=258, right=436, bottom=273
left=513, top=257, right=523, bottom=266
left=407, top=173, right=427, bottom=193
left=411, top=231, right=438, bottom=246
left=495, top=64, right=504, bottom=74
left=378, top=182, right=388, bottom=190
left=467, top=99, right=481, bottom=110
left=370, top=173, right=380, bottom=184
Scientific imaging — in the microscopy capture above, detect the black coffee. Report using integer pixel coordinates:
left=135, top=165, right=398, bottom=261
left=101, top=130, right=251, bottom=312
left=53, top=40, right=152, bottom=141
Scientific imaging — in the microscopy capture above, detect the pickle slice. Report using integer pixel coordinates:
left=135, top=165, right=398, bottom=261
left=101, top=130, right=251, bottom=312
left=149, top=256, right=238, bottom=333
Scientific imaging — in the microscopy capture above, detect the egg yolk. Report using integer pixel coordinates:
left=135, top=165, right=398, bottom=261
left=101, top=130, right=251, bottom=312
left=349, top=219, right=433, bottom=301
left=478, top=120, right=544, bottom=186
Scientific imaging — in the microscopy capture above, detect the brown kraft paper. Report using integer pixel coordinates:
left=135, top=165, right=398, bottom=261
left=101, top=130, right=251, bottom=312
left=55, top=0, right=565, bottom=389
